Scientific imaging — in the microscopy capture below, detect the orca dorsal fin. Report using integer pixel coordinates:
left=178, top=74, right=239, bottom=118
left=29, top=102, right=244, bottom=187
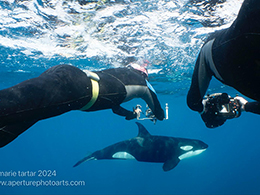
left=135, top=122, right=151, bottom=137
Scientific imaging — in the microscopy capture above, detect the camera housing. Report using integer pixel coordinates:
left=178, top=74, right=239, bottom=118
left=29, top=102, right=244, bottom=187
left=204, top=93, right=241, bottom=120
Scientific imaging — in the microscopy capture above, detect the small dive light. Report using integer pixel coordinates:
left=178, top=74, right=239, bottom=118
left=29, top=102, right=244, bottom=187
left=135, top=103, right=169, bottom=124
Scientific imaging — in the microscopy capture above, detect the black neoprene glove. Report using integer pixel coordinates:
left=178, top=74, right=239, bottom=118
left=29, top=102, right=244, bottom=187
left=125, top=112, right=137, bottom=120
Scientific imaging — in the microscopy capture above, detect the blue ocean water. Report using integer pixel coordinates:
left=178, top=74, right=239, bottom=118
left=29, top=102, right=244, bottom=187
left=1, top=0, right=260, bottom=194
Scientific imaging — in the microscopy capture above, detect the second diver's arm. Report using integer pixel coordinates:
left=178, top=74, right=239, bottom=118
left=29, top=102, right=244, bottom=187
left=187, top=51, right=213, bottom=113
left=244, top=102, right=260, bottom=115
left=235, top=96, right=260, bottom=115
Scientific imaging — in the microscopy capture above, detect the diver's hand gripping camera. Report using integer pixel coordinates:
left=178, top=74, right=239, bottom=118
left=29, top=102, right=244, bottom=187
left=203, top=93, right=241, bottom=120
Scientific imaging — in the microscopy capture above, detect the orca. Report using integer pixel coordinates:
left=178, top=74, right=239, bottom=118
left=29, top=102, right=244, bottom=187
left=74, top=122, right=208, bottom=171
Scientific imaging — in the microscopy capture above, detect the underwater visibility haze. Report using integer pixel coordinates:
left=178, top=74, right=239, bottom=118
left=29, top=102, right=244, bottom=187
left=1, top=0, right=260, bottom=194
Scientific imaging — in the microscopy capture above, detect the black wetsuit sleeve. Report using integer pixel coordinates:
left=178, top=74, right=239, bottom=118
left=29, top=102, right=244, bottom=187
left=244, top=102, right=260, bottom=114
left=112, top=106, right=136, bottom=120
left=147, top=88, right=165, bottom=121
left=187, top=52, right=213, bottom=113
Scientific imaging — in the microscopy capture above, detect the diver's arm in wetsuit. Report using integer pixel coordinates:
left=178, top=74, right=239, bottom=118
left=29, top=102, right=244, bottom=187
left=187, top=51, right=213, bottom=113
left=111, top=80, right=165, bottom=121
left=112, top=86, right=165, bottom=121
left=245, top=102, right=260, bottom=114
left=234, top=96, right=260, bottom=115
left=187, top=41, right=227, bottom=128
left=187, top=51, right=230, bottom=128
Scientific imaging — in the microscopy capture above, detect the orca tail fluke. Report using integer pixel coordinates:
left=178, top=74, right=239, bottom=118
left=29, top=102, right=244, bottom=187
left=73, top=155, right=95, bottom=167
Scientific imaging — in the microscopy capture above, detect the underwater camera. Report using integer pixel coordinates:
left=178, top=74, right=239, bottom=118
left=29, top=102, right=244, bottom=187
left=204, top=93, right=241, bottom=119
left=134, top=103, right=168, bottom=124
